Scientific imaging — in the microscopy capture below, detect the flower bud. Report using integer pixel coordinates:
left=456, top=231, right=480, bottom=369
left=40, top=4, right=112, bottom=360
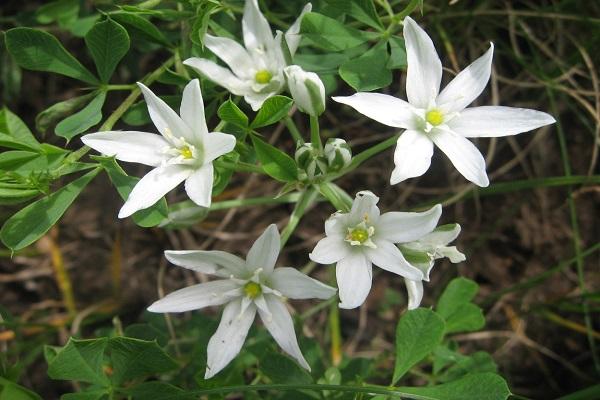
left=284, top=65, right=326, bottom=116
left=295, top=142, right=327, bottom=181
left=324, top=138, right=352, bottom=171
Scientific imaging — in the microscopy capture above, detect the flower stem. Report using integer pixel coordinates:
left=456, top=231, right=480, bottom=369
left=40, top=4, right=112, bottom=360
left=214, top=160, right=266, bottom=175
left=309, top=115, right=323, bottom=152
left=284, top=116, right=304, bottom=144
left=280, top=187, right=318, bottom=248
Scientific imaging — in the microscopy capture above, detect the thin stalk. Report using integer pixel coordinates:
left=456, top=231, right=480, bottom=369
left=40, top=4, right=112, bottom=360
left=548, top=89, right=599, bottom=373
left=331, top=134, right=399, bottom=180
left=214, top=160, right=266, bottom=175
left=280, top=187, right=318, bottom=248
left=285, top=116, right=304, bottom=144
left=310, top=115, right=323, bottom=152
left=47, top=228, right=77, bottom=317
left=209, top=193, right=303, bottom=211
left=317, top=182, right=352, bottom=212
left=329, top=269, right=342, bottom=366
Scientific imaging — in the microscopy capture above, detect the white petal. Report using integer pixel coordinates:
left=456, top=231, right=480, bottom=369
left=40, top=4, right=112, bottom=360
left=269, top=267, right=336, bottom=300
left=336, top=252, right=372, bottom=309
left=404, top=278, right=423, bottom=310
left=203, top=34, right=255, bottom=80
left=147, top=280, right=240, bottom=313
left=430, top=128, right=489, bottom=187
left=377, top=204, right=442, bottom=243
left=258, top=294, right=310, bottom=371
left=205, top=299, right=256, bottom=379
left=81, top=131, right=168, bottom=167
left=137, top=82, right=194, bottom=144
left=185, top=164, right=213, bottom=208
left=324, top=213, right=348, bottom=236
left=242, top=0, right=275, bottom=54
left=165, top=250, right=247, bottom=277
left=246, top=224, right=280, bottom=274
left=180, top=79, right=208, bottom=141
left=403, top=17, right=442, bottom=108
left=449, top=106, right=556, bottom=137
left=118, top=164, right=192, bottom=218
left=390, top=130, right=434, bottom=185
left=436, top=44, right=494, bottom=113
left=332, top=93, right=416, bottom=129
left=365, top=239, right=423, bottom=281
left=244, top=90, right=278, bottom=111
left=438, top=246, right=466, bottom=263
left=184, top=58, right=249, bottom=96
left=348, top=191, right=380, bottom=224
left=419, top=223, right=461, bottom=247
left=309, top=235, right=350, bottom=264
left=285, top=3, right=312, bottom=55
left=203, top=132, right=237, bottom=163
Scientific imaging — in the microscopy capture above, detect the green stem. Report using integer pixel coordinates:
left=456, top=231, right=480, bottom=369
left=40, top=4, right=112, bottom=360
left=285, top=116, right=304, bottom=144
left=310, top=115, right=323, bottom=152
left=280, top=187, right=318, bottom=248
left=105, top=84, right=136, bottom=91
left=209, top=193, right=305, bottom=211
left=330, top=134, right=399, bottom=180
left=144, top=383, right=418, bottom=398
left=317, top=182, right=352, bottom=212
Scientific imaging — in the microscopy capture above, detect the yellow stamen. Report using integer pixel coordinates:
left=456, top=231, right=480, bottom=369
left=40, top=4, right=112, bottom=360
left=244, top=281, right=262, bottom=299
left=425, top=109, right=444, bottom=126
left=255, top=70, right=273, bottom=84
left=180, top=145, right=193, bottom=159
left=348, top=228, right=369, bottom=244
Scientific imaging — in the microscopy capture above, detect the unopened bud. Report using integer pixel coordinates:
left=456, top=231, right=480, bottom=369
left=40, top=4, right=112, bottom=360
left=284, top=65, right=326, bottom=116
left=324, top=138, right=352, bottom=171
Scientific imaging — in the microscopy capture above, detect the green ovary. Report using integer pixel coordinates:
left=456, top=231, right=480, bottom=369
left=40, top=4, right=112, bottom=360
left=244, top=281, right=262, bottom=299
left=255, top=70, right=273, bottom=84
left=425, top=109, right=444, bottom=126
left=179, top=145, right=193, bottom=159
left=348, top=227, right=369, bottom=244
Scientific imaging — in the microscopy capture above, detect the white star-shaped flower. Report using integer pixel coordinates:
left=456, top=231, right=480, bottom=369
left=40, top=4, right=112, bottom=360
left=333, top=16, right=556, bottom=187
left=82, top=79, right=236, bottom=218
left=401, top=223, right=465, bottom=309
left=148, top=224, right=336, bottom=379
left=184, top=0, right=311, bottom=111
left=309, top=191, right=442, bottom=309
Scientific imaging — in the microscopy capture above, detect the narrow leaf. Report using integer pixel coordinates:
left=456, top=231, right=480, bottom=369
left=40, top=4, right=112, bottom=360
left=111, top=12, right=170, bottom=46
left=5, top=28, right=98, bottom=84
left=0, top=107, right=40, bottom=150
left=0, top=168, right=100, bottom=250
left=85, top=18, right=130, bottom=82
left=55, top=91, right=106, bottom=141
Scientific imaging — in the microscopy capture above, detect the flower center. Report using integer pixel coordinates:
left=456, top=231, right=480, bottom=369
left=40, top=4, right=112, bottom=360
left=179, top=145, right=193, bottom=159
left=243, top=281, right=262, bottom=299
left=255, top=70, right=273, bottom=84
left=425, top=109, right=444, bottom=126
left=345, top=221, right=376, bottom=248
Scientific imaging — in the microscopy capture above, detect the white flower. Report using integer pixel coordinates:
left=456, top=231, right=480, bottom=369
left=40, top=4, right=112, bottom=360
left=82, top=79, right=236, bottom=218
left=309, top=191, right=442, bottom=309
left=400, top=223, right=465, bottom=309
left=284, top=65, right=326, bottom=116
left=184, top=0, right=312, bottom=111
left=147, top=224, right=336, bottom=379
left=333, top=16, right=556, bottom=187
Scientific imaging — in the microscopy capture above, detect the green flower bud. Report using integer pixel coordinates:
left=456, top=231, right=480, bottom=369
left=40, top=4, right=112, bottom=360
left=324, top=138, right=352, bottom=171
left=295, top=142, right=327, bottom=181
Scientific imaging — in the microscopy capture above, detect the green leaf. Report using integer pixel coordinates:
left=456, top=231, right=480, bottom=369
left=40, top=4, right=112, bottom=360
left=126, top=382, right=194, bottom=400
left=110, top=12, right=170, bottom=46
left=437, top=278, right=485, bottom=333
left=5, top=28, right=98, bottom=84
left=62, top=390, right=109, bottom=400
left=0, top=377, right=42, bottom=400
left=85, top=18, right=130, bottom=83
left=339, top=41, right=392, bottom=91
left=300, top=12, right=376, bottom=51
left=398, top=372, right=511, bottom=400
left=158, top=200, right=209, bottom=229
left=250, top=96, right=293, bottom=129
left=0, top=107, right=40, bottom=150
left=250, top=135, right=297, bottom=182
left=46, top=338, right=109, bottom=386
left=557, top=384, right=600, bottom=400
left=36, top=93, right=97, bottom=134
left=387, top=36, right=407, bottom=70
left=438, top=351, right=498, bottom=383
left=325, top=0, right=383, bottom=30
left=259, top=352, right=313, bottom=385
left=0, top=168, right=100, bottom=250
left=218, top=99, right=248, bottom=128
left=55, top=92, right=106, bottom=141
left=95, top=156, right=168, bottom=227
left=108, top=337, right=178, bottom=386
left=393, top=308, right=445, bottom=383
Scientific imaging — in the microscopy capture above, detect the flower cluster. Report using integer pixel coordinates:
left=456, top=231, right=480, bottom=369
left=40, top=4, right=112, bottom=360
left=80, top=1, right=555, bottom=379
